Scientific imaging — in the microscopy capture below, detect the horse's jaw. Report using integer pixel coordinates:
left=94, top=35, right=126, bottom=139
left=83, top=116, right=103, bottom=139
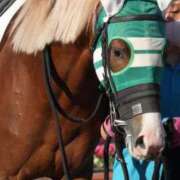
left=125, top=113, right=166, bottom=160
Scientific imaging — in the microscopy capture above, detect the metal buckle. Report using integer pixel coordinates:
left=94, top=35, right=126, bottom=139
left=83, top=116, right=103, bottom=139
left=109, top=100, right=116, bottom=122
left=109, top=100, right=128, bottom=126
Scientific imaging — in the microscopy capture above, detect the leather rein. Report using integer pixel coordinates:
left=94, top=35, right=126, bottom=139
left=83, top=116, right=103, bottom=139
left=42, top=13, right=166, bottom=180
left=42, top=45, right=104, bottom=180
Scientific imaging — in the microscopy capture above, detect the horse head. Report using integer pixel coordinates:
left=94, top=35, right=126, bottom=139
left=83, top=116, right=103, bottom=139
left=0, top=0, right=167, bottom=178
left=93, top=0, right=166, bottom=160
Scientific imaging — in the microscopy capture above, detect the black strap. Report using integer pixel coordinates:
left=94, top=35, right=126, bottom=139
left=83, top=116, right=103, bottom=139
left=152, top=159, right=162, bottom=180
left=110, top=14, right=164, bottom=23
left=0, top=0, right=16, bottom=16
left=42, top=48, right=72, bottom=180
left=92, top=13, right=165, bottom=180
left=115, top=84, right=160, bottom=102
left=48, top=49, right=77, bottom=105
left=104, top=136, right=111, bottom=180
left=42, top=45, right=105, bottom=180
left=91, top=25, right=104, bottom=53
left=91, top=14, right=164, bottom=52
left=115, top=135, right=129, bottom=180
left=43, top=46, right=104, bottom=123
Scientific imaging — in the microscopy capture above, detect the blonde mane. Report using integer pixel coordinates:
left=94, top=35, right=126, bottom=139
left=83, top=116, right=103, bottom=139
left=10, top=0, right=98, bottom=54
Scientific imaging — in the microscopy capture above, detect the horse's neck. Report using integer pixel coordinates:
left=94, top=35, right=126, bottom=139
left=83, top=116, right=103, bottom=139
left=1, top=31, right=97, bottom=107
left=0, top=35, right=98, bottom=132
left=50, top=39, right=96, bottom=101
left=0, top=34, right=103, bottom=178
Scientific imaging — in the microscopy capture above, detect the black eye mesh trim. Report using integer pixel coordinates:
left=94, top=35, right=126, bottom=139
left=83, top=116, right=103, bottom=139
left=109, top=14, right=164, bottom=23
left=114, top=84, right=159, bottom=103
left=117, top=95, right=160, bottom=120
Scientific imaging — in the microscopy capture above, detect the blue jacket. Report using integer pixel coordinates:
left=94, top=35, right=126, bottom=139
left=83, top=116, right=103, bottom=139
left=161, top=64, right=180, bottom=118
left=113, top=149, right=163, bottom=180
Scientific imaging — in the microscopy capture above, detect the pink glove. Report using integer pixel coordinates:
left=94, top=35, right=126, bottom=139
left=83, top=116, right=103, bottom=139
left=101, top=115, right=115, bottom=138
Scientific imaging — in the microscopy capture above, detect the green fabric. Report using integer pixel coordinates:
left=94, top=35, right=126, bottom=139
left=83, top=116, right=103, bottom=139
left=96, top=0, right=164, bottom=38
left=112, top=67, right=162, bottom=91
left=94, top=67, right=162, bottom=91
left=93, top=0, right=166, bottom=93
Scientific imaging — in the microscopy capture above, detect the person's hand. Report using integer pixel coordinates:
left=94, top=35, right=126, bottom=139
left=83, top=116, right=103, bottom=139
left=100, top=116, right=115, bottom=139
left=165, top=0, right=180, bottom=21
left=100, top=124, right=108, bottom=140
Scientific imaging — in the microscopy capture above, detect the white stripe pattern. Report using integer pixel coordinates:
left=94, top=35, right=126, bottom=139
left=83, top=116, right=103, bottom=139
left=93, top=49, right=163, bottom=68
left=127, top=37, right=165, bottom=51
left=130, top=54, right=163, bottom=67
left=93, top=48, right=102, bottom=63
left=96, top=67, right=104, bottom=81
left=95, top=54, right=163, bottom=81
left=93, top=37, right=164, bottom=69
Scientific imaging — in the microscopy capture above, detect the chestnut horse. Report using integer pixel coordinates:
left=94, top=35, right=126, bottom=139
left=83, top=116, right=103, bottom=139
left=0, top=0, right=166, bottom=179
left=0, top=0, right=109, bottom=179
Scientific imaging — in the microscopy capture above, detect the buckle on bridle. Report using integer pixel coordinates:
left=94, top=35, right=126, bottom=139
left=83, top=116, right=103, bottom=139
left=113, top=119, right=128, bottom=127
left=109, top=100, right=117, bottom=121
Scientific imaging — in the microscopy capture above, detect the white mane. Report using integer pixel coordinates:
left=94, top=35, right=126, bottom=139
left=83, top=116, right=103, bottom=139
left=10, top=0, right=98, bottom=54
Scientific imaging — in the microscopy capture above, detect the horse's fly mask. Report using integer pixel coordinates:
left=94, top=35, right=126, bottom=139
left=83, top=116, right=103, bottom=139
left=93, top=0, right=166, bottom=137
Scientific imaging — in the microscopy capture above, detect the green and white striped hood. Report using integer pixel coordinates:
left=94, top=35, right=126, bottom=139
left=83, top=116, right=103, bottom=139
left=93, top=0, right=166, bottom=92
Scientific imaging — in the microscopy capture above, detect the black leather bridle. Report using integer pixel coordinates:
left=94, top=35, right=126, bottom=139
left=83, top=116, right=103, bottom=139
left=92, top=13, right=166, bottom=180
left=92, top=13, right=163, bottom=122
left=42, top=45, right=105, bottom=180
left=42, top=11, right=167, bottom=180
left=43, top=46, right=104, bottom=123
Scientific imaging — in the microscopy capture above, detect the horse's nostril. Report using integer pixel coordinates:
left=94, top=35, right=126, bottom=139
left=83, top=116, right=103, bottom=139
left=135, top=136, right=145, bottom=149
left=146, top=153, right=157, bottom=160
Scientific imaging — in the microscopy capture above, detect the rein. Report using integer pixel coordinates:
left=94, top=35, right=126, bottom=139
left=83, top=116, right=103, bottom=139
left=42, top=45, right=104, bottom=179
left=43, top=45, right=104, bottom=123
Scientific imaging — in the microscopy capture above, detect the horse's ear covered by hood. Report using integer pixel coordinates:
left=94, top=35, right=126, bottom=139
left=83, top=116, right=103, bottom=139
left=100, top=0, right=125, bottom=17
left=157, top=0, right=171, bottom=11
left=101, top=0, right=171, bottom=16
left=100, top=0, right=171, bottom=17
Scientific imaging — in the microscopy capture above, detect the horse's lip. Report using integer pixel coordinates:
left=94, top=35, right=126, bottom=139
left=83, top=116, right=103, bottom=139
left=127, top=137, right=165, bottom=160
